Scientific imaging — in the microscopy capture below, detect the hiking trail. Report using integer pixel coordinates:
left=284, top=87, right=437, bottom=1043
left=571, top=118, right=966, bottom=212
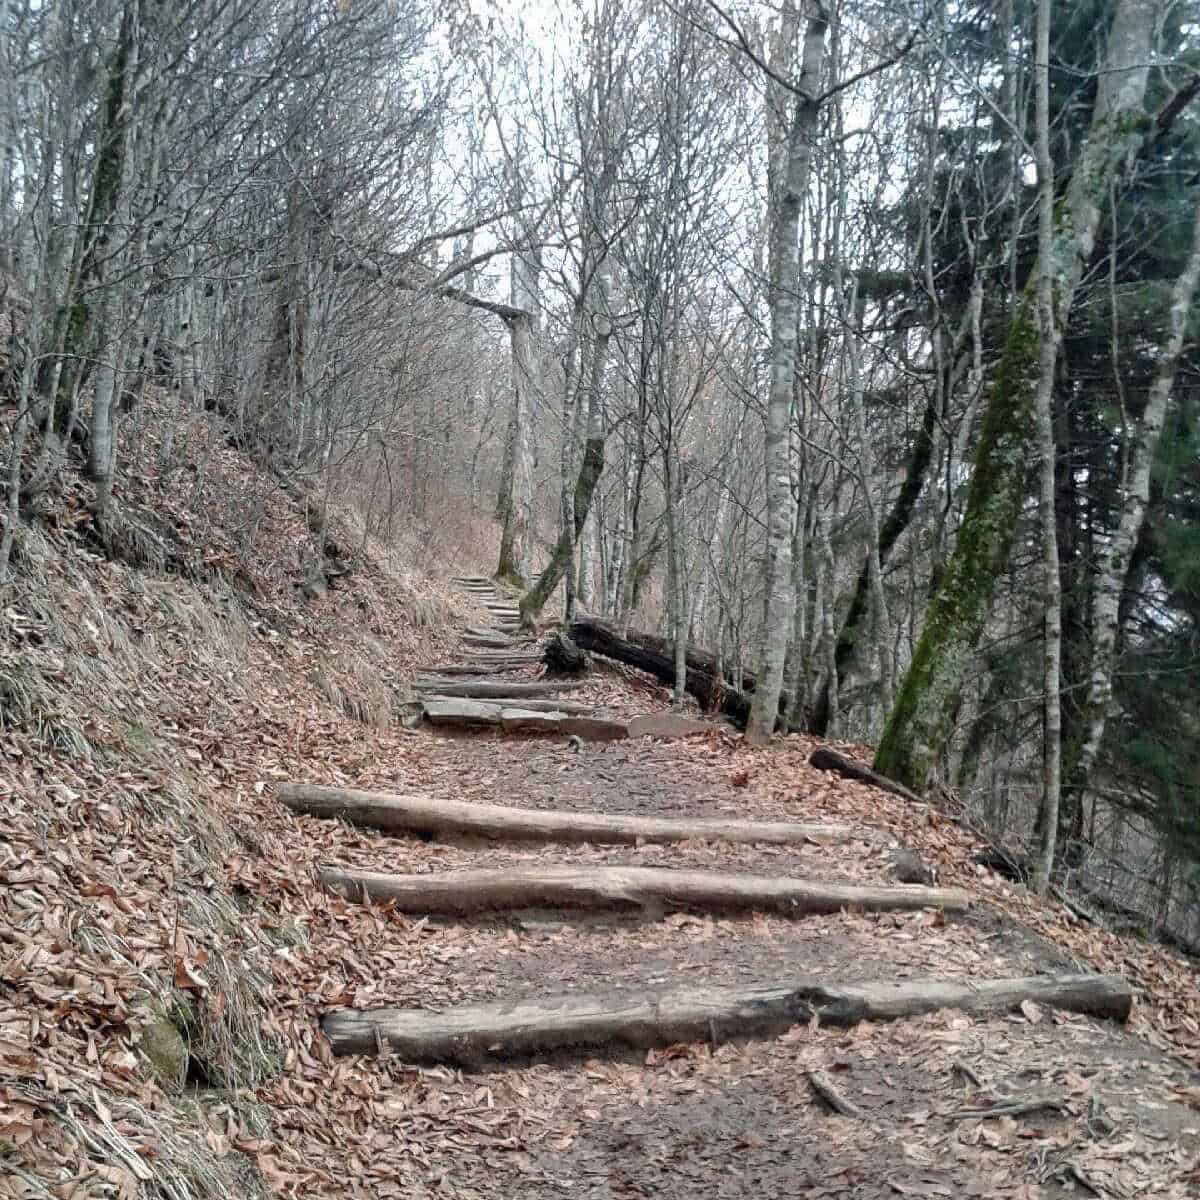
left=260, top=576, right=1199, bottom=1198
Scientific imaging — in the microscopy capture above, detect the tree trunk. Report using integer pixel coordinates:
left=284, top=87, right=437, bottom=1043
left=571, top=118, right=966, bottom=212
left=321, top=972, right=1132, bottom=1062
left=1030, top=0, right=1062, bottom=895
left=496, top=244, right=541, bottom=586
left=278, top=783, right=854, bottom=846
left=747, top=8, right=828, bottom=744
left=1065, top=196, right=1200, bottom=811
left=874, top=0, right=1156, bottom=792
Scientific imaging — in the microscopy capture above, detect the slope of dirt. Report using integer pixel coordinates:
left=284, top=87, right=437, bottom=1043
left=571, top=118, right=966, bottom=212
left=3, top=475, right=1200, bottom=1200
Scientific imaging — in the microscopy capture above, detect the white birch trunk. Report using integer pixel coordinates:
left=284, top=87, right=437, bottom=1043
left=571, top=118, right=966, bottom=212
left=747, top=6, right=827, bottom=743
left=1073, top=197, right=1200, bottom=791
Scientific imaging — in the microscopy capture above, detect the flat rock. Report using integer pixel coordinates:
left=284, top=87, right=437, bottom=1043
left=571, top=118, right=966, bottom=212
left=628, top=713, right=713, bottom=739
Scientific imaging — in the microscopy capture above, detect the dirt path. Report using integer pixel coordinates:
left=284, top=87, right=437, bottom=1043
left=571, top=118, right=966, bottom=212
left=258, top=580, right=1200, bottom=1199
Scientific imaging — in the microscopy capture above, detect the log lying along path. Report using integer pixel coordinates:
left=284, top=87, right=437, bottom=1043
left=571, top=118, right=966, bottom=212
left=278, top=784, right=854, bottom=845
left=318, top=863, right=970, bottom=916
left=809, top=746, right=924, bottom=804
left=321, top=972, right=1134, bottom=1062
left=568, top=616, right=756, bottom=725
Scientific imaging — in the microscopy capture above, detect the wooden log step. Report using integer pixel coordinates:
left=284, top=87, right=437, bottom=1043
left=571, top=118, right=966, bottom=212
left=458, top=660, right=542, bottom=670
left=414, top=679, right=577, bottom=700
left=422, top=663, right=528, bottom=677
left=500, top=710, right=628, bottom=740
left=421, top=700, right=627, bottom=740
left=462, top=633, right=516, bottom=648
left=466, top=625, right=516, bottom=639
left=277, top=784, right=855, bottom=846
left=420, top=694, right=602, bottom=715
left=320, top=972, right=1133, bottom=1061
left=318, top=864, right=971, bottom=917
left=452, top=576, right=492, bottom=584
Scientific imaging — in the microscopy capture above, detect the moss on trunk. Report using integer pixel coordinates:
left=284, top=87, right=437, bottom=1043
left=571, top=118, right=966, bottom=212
left=519, top=436, right=606, bottom=627
left=874, top=295, right=1040, bottom=790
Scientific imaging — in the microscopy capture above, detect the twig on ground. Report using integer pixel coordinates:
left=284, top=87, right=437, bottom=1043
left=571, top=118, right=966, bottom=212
left=951, top=1059, right=982, bottom=1087
left=807, top=1069, right=868, bottom=1119
left=950, top=1094, right=1068, bottom=1120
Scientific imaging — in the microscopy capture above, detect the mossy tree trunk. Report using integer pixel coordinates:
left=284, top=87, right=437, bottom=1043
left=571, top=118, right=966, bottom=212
left=808, top=383, right=939, bottom=734
left=873, top=0, right=1156, bottom=793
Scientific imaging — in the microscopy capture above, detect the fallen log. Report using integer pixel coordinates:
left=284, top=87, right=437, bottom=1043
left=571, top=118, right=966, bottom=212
left=623, top=628, right=756, bottom=694
left=809, top=746, right=924, bottom=804
left=569, top=617, right=754, bottom=723
left=317, top=864, right=970, bottom=916
left=277, top=784, right=854, bottom=846
left=320, top=972, right=1133, bottom=1061
left=414, top=679, right=576, bottom=700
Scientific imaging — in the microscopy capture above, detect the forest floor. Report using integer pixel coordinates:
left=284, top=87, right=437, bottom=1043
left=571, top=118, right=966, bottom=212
left=234, top=592, right=1200, bottom=1200
left=2, top=406, right=1200, bottom=1199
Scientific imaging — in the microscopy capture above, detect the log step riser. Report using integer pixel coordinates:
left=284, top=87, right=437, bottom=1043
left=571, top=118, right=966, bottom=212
left=320, top=973, right=1134, bottom=1062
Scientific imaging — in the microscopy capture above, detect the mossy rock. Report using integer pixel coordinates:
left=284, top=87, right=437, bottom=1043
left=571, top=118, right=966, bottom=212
left=140, top=1013, right=189, bottom=1090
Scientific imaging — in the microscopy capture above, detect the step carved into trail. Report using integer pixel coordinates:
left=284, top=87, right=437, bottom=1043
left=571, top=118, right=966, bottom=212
left=320, top=972, right=1134, bottom=1062
left=317, top=863, right=971, bottom=916
left=278, top=784, right=855, bottom=845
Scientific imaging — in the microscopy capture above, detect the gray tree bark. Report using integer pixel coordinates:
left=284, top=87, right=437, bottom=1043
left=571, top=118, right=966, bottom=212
left=747, top=3, right=828, bottom=743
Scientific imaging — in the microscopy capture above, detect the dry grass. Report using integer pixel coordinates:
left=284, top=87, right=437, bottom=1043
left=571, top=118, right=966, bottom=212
left=0, top=389, right=480, bottom=1198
